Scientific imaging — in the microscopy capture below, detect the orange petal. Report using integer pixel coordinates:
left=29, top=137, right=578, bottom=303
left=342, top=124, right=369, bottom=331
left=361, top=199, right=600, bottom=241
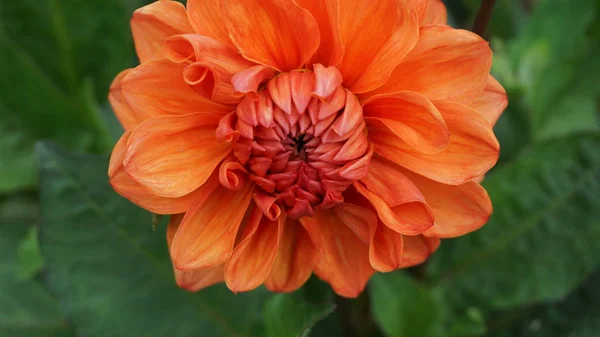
left=363, top=91, right=449, bottom=154
left=313, top=64, right=343, bottom=100
left=400, top=168, right=493, bottom=238
left=109, top=132, right=201, bottom=214
left=108, top=69, right=138, bottom=130
left=369, top=100, right=499, bottom=185
left=400, top=235, right=440, bottom=268
left=224, top=212, right=284, bottom=292
left=221, top=0, right=320, bottom=72
left=121, top=59, right=230, bottom=120
left=266, top=219, right=316, bottom=292
left=187, top=0, right=233, bottom=47
left=232, top=65, right=279, bottom=97
left=353, top=157, right=434, bottom=235
left=123, top=113, right=231, bottom=198
left=296, top=0, right=345, bottom=66
left=369, top=222, right=404, bottom=272
left=423, top=0, right=448, bottom=25
left=337, top=0, right=418, bottom=93
left=300, top=206, right=376, bottom=298
left=130, top=1, right=194, bottom=63
left=171, top=181, right=254, bottom=269
left=367, top=25, right=491, bottom=104
left=470, top=75, right=508, bottom=126
left=405, top=0, right=429, bottom=23
left=167, top=214, right=224, bottom=291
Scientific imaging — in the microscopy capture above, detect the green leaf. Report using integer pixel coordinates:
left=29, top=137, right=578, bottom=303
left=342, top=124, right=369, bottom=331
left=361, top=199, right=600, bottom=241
left=16, top=226, right=44, bottom=280
left=264, top=293, right=335, bottom=337
left=428, top=134, right=600, bottom=310
left=369, top=272, right=443, bottom=337
left=0, top=195, right=74, bottom=337
left=0, top=103, right=37, bottom=192
left=36, top=141, right=270, bottom=337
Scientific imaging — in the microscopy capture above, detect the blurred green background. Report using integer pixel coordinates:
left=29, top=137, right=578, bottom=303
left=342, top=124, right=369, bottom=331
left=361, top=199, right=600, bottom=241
left=1, top=0, right=599, bottom=336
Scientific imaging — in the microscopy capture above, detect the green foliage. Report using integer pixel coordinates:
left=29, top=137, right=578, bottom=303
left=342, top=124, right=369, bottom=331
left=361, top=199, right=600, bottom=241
left=264, top=293, right=335, bottom=337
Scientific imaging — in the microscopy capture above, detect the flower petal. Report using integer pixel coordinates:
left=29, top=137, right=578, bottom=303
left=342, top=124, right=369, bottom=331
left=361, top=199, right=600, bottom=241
left=369, top=222, right=404, bottom=272
left=353, top=157, right=434, bottom=235
left=221, top=0, right=320, bottom=72
left=121, top=59, right=230, bottom=121
left=400, top=235, right=440, bottom=268
left=171, top=181, right=254, bottom=270
left=337, top=0, right=418, bottom=93
left=470, top=75, right=508, bottom=126
left=369, top=100, right=499, bottom=185
left=400, top=168, right=493, bottom=238
left=130, top=0, right=194, bottom=63
left=224, top=211, right=284, bottom=292
left=108, top=69, right=138, bottom=130
left=265, top=218, right=316, bottom=292
left=423, top=0, right=448, bottom=25
left=368, top=25, right=491, bottom=104
left=187, top=0, right=233, bottom=46
left=109, top=132, right=201, bottom=214
left=167, top=214, right=224, bottom=291
left=363, top=91, right=449, bottom=154
left=124, top=113, right=231, bottom=198
left=296, top=0, right=345, bottom=66
left=300, top=206, right=376, bottom=298
left=405, top=0, right=429, bottom=23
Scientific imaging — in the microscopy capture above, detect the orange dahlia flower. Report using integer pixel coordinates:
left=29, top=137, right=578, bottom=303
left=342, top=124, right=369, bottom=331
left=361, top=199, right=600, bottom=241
left=108, top=0, right=507, bottom=297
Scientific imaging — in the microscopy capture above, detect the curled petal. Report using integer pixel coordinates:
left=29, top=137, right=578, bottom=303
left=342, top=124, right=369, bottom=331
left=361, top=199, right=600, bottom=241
left=171, top=181, right=254, bottom=270
left=369, top=100, right=499, bottom=185
left=423, top=0, right=448, bottom=25
left=131, top=1, right=194, bottom=63
left=470, top=75, right=508, bottom=126
left=296, top=0, right=345, bottom=66
left=219, top=156, right=248, bottom=190
left=337, top=0, right=418, bottom=93
left=224, top=212, right=284, bottom=292
left=369, top=222, right=403, bottom=272
left=187, top=0, right=233, bottom=46
left=367, top=25, right=491, bottom=104
left=108, top=69, right=138, bottom=130
left=124, top=113, right=231, bottom=198
left=313, top=64, right=343, bottom=100
left=266, top=219, right=316, bottom=292
left=254, top=191, right=282, bottom=220
left=232, top=65, right=278, bottom=97
left=167, top=214, right=224, bottom=291
left=121, top=60, right=230, bottom=120
left=221, top=0, right=320, bottom=71
left=400, top=235, right=440, bottom=268
left=300, top=206, right=375, bottom=298
left=363, top=91, right=449, bottom=154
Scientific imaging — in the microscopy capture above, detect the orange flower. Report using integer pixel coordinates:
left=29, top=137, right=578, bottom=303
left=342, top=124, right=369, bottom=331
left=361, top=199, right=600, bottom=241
left=108, top=0, right=507, bottom=298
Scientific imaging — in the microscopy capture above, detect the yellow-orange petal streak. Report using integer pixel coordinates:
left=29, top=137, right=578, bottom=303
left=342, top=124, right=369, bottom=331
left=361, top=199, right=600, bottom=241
left=121, top=60, right=230, bottom=120
left=265, top=219, right=316, bottom=292
left=130, top=0, right=194, bottom=63
left=301, top=205, right=376, bottom=298
left=168, top=214, right=224, bottom=291
left=423, top=0, right=448, bottom=25
left=224, top=211, right=284, bottom=292
left=363, top=91, right=449, bottom=154
left=368, top=25, right=491, bottom=104
left=337, top=0, right=418, bottom=93
left=187, top=0, right=233, bottom=47
left=171, top=181, right=254, bottom=270
left=470, top=75, right=508, bottom=126
left=123, top=113, right=231, bottom=198
left=296, top=0, right=345, bottom=66
left=221, top=0, right=320, bottom=72
left=400, top=168, right=493, bottom=238
left=369, top=100, right=499, bottom=185
left=108, top=69, right=138, bottom=131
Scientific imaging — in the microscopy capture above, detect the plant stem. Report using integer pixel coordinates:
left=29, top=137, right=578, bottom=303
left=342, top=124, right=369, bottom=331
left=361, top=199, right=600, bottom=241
left=472, top=0, right=497, bottom=37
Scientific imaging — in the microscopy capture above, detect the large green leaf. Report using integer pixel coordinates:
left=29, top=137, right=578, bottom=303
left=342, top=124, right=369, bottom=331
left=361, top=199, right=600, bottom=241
left=36, top=141, right=270, bottom=337
left=264, top=293, right=335, bottom=337
left=0, top=195, right=74, bottom=337
left=369, top=272, right=443, bottom=337
left=428, top=134, right=600, bottom=311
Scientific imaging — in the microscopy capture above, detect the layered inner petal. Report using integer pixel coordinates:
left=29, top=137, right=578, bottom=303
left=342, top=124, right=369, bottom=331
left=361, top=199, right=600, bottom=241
left=220, top=0, right=320, bottom=72
left=369, top=100, right=499, bottom=185
left=470, top=75, right=508, bottom=126
left=123, top=112, right=231, bottom=198
left=171, top=180, right=254, bottom=270
left=366, top=25, right=491, bottom=103
left=130, top=0, right=194, bottom=63
left=337, top=0, right=418, bottom=93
